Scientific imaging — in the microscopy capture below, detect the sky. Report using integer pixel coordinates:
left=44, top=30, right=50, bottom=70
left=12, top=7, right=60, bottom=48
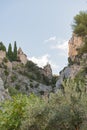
left=0, top=0, right=87, bottom=74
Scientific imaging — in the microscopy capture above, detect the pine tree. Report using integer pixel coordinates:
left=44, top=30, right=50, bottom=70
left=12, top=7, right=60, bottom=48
left=13, top=41, right=17, bottom=61
left=7, top=43, right=13, bottom=61
left=72, top=11, right=87, bottom=36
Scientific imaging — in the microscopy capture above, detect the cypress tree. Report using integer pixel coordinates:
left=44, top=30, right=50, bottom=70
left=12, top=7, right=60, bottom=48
left=13, top=41, right=17, bottom=61
left=7, top=43, right=13, bottom=61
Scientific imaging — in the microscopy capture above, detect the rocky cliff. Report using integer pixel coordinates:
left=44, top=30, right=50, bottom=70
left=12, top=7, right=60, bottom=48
left=55, top=34, right=87, bottom=91
left=68, top=34, right=84, bottom=61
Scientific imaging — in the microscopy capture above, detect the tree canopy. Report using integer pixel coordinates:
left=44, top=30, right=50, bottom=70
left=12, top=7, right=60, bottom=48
left=13, top=41, right=17, bottom=61
left=72, top=11, right=87, bottom=37
left=72, top=11, right=87, bottom=54
left=0, top=42, right=6, bottom=51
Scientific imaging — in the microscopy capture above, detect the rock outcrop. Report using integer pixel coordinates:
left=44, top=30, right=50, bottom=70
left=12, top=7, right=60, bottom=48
left=0, top=51, right=6, bottom=63
left=17, top=48, right=28, bottom=65
left=0, top=77, right=10, bottom=101
left=55, top=65, right=81, bottom=90
left=68, top=34, right=84, bottom=61
left=43, top=63, right=52, bottom=80
left=55, top=34, right=87, bottom=91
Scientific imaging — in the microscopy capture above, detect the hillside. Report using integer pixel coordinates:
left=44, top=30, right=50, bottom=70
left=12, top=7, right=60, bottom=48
left=0, top=42, right=58, bottom=101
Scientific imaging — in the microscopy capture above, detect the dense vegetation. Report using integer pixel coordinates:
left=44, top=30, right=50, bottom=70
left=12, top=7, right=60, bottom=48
left=72, top=11, right=87, bottom=37
left=0, top=79, right=87, bottom=130
left=24, top=60, right=58, bottom=86
left=72, top=11, right=87, bottom=54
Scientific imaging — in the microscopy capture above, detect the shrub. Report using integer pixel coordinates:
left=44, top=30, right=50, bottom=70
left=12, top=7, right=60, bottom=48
left=4, top=70, right=9, bottom=76
left=15, top=84, right=21, bottom=90
left=0, top=94, right=27, bottom=130
left=8, top=87, right=19, bottom=96
left=11, top=75, right=17, bottom=82
left=3, top=57, right=8, bottom=63
left=30, top=83, right=33, bottom=88
left=0, top=79, right=87, bottom=130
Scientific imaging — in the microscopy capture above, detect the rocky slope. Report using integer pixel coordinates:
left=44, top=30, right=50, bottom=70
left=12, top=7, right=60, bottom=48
left=0, top=47, right=54, bottom=101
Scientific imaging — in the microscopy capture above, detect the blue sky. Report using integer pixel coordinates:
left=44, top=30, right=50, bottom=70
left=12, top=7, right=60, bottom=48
left=0, top=0, right=87, bottom=74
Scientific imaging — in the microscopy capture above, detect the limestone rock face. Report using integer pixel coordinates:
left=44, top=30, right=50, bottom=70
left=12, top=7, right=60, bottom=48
left=68, top=34, right=84, bottom=61
left=17, top=48, right=28, bottom=65
left=55, top=34, right=87, bottom=91
left=43, top=63, right=52, bottom=80
left=0, top=77, right=10, bottom=101
left=55, top=65, right=81, bottom=90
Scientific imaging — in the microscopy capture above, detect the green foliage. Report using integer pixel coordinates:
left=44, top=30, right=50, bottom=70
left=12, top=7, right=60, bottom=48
left=78, top=37, right=87, bottom=54
left=72, top=11, right=87, bottom=54
left=30, top=83, right=33, bottom=88
left=3, top=57, right=8, bottom=63
left=0, top=42, right=6, bottom=51
left=13, top=41, right=17, bottom=61
left=68, top=57, right=74, bottom=65
left=0, top=94, right=27, bottom=130
left=26, top=60, right=39, bottom=72
left=72, top=11, right=87, bottom=36
left=25, top=61, right=50, bottom=85
left=15, top=84, right=21, bottom=90
left=7, top=42, right=18, bottom=61
left=8, top=87, right=19, bottom=96
left=4, top=70, right=9, bottom=76
left=0, top=79, right=87, bottom=130
left=11, top=75, right=17, bottom=82
left=51, top=75, right=58, bottom=87
left=7, top=43, right=13, bottom=61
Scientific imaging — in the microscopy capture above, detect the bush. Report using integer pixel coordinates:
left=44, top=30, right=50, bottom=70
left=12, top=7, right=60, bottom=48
left=0, top=94, right=27, bottom=130
left=4, top=70, right=9, bottom=76
left=3, top=57, right=8, bottom=63
left=11, top=75, right=17, bottom=82
left=0, top=79, right=87, bottom=130
left=8, top=87, right=19, bottom=96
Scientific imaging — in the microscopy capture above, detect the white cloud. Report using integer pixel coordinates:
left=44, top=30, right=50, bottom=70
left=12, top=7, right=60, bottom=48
left=51, top=40, right=68, bottom=56
left=29, top=54, right=50, bottom=67
left=51, top=40, right=68, bottom=51
left=29, top=54, right=59, bottom=74
left=44, top=36, right=57, bottom=43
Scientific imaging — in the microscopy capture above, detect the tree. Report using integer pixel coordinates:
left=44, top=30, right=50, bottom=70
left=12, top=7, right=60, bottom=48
left=13, top=41, right=17, bottom=61
left=72, top=11, right=87, bottom=36
left=7, top=43, right=13, bottom=61
left=72, top=11, right=87, bottom=54
left=0, top=42, right=6, bottom=51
